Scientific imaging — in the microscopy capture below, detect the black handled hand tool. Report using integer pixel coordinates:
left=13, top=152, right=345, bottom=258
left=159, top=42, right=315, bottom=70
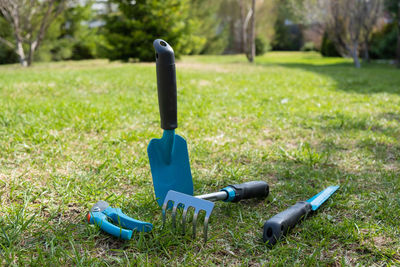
left=148, top=39, right=194, bottom=207
left=263, top=185, right=339, bottom=247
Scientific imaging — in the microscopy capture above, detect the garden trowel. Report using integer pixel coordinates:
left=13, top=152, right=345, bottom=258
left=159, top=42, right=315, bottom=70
left=148, top=39, right=193, bottom=206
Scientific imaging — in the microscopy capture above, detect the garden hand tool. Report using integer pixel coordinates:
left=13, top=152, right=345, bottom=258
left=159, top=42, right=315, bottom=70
left=148, top=39, right=193, bottom=207
left=162, top=181, right=269, bottom=242
left=87, top=201, right=153, bottom=240
left=263, top=185, right=339, bottom=246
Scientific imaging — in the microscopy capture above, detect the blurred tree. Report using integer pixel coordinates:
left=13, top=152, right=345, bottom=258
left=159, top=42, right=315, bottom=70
left=44, top=2, right=107, bottom=61
left=217, top=0, right=241, bottom=53
left=255, top=0, right=276, bottom=48
left=397, top=1, right=400, bottom=67
left=289, top=0, right=383, bottom=68
left=189, top=0, right=223, bottom=54
left=386, top=0, right=400, bottom=67
left=360, top=0, right=383, bottom=62
left=246, top=0, right=256, bottom=62
left=0, top=0, right=68, bottom=66
left=218, top=0, right=275, bottom=61
left=0, top=1, right=107, bottom=64
left=326, top=0, right=383, bottom=68
left=271, top=0, right=303, bottom=51
left=102, top=0, right=194, bottom=62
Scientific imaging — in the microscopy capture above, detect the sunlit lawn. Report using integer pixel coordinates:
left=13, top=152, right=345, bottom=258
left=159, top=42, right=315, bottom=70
left=0, top=52, right=399, bottom=265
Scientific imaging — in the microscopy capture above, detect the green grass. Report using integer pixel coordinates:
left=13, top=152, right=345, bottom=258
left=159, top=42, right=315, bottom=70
left=0, top=52, right=399, bottom=265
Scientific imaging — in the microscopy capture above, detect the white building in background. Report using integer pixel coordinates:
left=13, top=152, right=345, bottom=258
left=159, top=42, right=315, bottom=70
left=88, top=0, right=119, bottom=28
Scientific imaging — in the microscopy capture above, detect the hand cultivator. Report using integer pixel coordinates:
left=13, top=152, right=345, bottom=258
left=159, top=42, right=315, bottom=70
left=162, top=181, right=269, bottom=242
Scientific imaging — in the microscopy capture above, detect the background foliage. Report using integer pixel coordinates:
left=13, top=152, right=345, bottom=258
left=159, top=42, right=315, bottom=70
left=0, top=0, right=398, bottom=65
left=102, top=0, right=200, bottom=61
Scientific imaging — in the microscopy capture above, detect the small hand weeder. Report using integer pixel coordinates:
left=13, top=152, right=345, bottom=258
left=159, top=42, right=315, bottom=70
left=162, top=181, right=269, bottom=242
left=262, top=185, right=339, bottom=246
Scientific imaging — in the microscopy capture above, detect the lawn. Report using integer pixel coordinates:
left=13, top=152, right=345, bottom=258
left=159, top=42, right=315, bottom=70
left=0, top=52, right=399, bottom=265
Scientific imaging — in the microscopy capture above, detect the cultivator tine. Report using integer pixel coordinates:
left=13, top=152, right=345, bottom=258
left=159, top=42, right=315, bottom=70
left=192, top=211, right=198, bottom=239
left=203, top=215, right=210, bottom=243
left=162, top=190, right=215, bottom=242
left=171, top=202, right=179, bottom=228
left=182, top=207, right=188, bottom=234
left=161, top=200, right=169, bottom=226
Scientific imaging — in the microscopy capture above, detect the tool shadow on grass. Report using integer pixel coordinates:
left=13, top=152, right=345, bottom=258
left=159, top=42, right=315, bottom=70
left=256, top=61, right=400, bottom=95
left=311, top=112, right=400, bottom=163
left=213, top=53, right=400, bottom=95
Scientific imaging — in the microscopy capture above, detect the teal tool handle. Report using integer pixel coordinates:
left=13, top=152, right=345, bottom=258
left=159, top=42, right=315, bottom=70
left=153, top=39, right=177, bottom=130
left=222, top=181, right=269, bottom=202
left=103, top=207, right=153, bottom=233
left=262, top=201, right=312, bottom=246
left=88, top=211, right=133, bottom=240
left=87, top=205, right=153, bottom=240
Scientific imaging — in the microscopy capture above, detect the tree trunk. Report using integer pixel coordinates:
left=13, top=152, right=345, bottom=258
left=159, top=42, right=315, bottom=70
left=363, top=40, right=370, bottom=63
left=243, top=8, right=252, bottom=57
left=27, top=51, right=34, bottom=66
left=397, top=29, right=400, bottom=68
left=16, top=40, right=28, bottom=67
left=27, top=42, right=36, bottom=66
left=397, top=1, right=400, bottom=68
left=239, top=0, right=246, bottom=53
left=247, top=0, right=256, bottom=63
left=229, top=17, right=235, bottom=53
left=351, top=42, right=361, bottom=68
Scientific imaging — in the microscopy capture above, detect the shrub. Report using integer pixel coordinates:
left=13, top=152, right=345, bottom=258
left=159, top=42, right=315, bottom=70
left=301, top=42, right=316, bottom=52
left=255, top=36, right=269, bottom=55
left=0, top=17, right=18, bottom=64
left=0, top=45, right=18, bottom=64
left=320, top=32, right=340, bottom=57
left=369, top=23, right=397, bottom=59
left=103, top=0, right=195, bottom=62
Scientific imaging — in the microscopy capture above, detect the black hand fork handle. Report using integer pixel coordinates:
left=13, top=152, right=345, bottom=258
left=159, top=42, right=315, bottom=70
left=196, top=181, right=269, bottom=202
left=153, top=39, right=177, bottom=130
left=228, top=181, right=269, bottom=202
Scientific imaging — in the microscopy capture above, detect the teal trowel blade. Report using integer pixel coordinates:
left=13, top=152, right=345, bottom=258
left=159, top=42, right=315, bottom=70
left=148, top=130, right=194, bottom=207
left=306, top=185, right=339, bottom=211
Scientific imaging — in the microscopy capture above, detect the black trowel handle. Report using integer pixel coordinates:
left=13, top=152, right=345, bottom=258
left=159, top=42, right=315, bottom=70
left=153, top=39, right=177, bottom=130
left=262, top=201, right=312, bottom=246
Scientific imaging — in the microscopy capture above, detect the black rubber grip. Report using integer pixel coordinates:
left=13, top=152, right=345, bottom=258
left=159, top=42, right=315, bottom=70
left=153, top=39, right=177, bottom=130
left=229, top=181, right=269, bottom=202
left=263, top=201, right=312, bottom=246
